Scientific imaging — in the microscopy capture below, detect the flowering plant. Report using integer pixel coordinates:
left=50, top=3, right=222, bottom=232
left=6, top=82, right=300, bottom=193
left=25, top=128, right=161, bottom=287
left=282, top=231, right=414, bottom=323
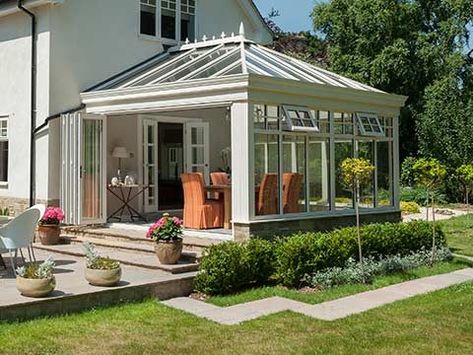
left=16, top=256, right=55, bottom=279
left=39, top=207, right=65, bottom=226
left=146, top=213, right=183, bottom=242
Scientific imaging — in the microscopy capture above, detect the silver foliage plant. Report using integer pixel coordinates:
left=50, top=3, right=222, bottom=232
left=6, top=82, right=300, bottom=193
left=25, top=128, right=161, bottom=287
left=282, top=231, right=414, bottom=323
left=16, top=256, right=56, bottom=279
left=82, top=242, right=99, bottom=268
left=305, top=247, right=453, bottom=289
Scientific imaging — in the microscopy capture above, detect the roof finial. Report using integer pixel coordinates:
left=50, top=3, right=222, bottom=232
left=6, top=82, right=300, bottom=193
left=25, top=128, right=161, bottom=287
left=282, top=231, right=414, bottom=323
left=221, top=32, right=226, bottom=39
left=202, top=35, right=208, bottom=42
left=231, top=32, right=235, bottom=37
left=239, top=22, right=246, bottom=37
left=185, top=38, right=190, bottom=44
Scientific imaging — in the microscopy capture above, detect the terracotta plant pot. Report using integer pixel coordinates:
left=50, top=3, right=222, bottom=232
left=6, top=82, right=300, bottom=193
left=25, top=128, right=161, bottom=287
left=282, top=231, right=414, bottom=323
left=37, top=225, right=61, bottom=245
left=16, top=276, right=56, bottom=298
left=155, top=239, right=183, bottom=265
left=85, top=267, right=122, bottom=287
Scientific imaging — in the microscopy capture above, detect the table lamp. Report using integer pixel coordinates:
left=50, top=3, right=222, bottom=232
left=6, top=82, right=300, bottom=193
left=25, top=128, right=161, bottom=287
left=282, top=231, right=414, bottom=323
left=112, top=146, right=130, bottom=183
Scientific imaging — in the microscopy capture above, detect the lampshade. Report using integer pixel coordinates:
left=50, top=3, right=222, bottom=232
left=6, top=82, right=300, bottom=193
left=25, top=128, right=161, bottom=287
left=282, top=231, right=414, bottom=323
left=112, top=146, right=130, bottom=159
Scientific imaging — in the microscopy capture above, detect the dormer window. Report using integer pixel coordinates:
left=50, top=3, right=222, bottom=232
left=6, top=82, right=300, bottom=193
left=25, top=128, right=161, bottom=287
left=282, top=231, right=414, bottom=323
left=139, top=0, right=196, bottom=43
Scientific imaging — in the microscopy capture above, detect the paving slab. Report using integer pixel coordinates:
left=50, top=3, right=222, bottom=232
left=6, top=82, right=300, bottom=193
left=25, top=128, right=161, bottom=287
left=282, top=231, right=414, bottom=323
left=162, top=268, right=473, bottom=324
left=0, top=249, right=195, bottom=322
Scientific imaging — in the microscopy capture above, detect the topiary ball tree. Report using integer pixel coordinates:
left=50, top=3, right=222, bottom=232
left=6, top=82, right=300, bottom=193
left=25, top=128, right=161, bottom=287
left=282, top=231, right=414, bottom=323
left=341, top=157, right=375, bottom=281
left=412, top=158, right=447, bottom=263
left=456, top=165, right=473, bottom=206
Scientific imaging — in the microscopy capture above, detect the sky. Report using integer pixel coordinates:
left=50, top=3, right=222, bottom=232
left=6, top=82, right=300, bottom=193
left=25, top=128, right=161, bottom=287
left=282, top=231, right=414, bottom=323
left=253, top=0, right=314, bottom=33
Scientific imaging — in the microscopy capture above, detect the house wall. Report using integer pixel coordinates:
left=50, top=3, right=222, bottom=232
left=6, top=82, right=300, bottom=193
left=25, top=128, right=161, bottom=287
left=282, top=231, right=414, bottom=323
left=0, top=6, right=52, bottom=214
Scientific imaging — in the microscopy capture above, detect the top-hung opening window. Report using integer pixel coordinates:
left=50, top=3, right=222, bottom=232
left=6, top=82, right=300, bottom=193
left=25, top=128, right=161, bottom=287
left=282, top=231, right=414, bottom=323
left=356, top=112, right=384, bottom=136
left=282, top=106, right=319, bottom=132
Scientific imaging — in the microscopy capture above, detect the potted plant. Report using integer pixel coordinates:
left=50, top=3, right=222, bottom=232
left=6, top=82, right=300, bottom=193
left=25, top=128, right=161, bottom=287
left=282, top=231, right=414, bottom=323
left=37, top=207, right=65, bottom=245
left=146, top=213, right=184, bottom=265
left=16, top=257, right=56, bottom=298
left=83, top=242, right=122, bottom=287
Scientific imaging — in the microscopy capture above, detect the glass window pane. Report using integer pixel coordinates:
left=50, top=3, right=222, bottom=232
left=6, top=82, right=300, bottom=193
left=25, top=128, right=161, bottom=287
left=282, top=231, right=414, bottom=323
left=192, top=127, right=204, bottom=145
left=335, top=140, right=353, bottom=209
left=282, top=135, right=306, bottom=214
left=377, top=141, right=393, bottom=207
left=161, top=0, right=176, bottom=40
left=358, top=141, right=374, bottom=208
left=0, top=141, right=8, bottom=182
left=140, top=4, right=156, bottom=36
left=308, top=137, right=330, bottom=211
left=255, top=134, right=280, bottom=215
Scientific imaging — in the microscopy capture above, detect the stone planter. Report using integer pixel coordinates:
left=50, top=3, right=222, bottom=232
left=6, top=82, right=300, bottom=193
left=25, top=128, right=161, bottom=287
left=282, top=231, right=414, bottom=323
left=155, top=239, right=183, bottom=265
left=16, top=276, right=56, bottom=298
left=37, top=225, right=61, bottom=245
left=85, top=267, right=122, bottom=287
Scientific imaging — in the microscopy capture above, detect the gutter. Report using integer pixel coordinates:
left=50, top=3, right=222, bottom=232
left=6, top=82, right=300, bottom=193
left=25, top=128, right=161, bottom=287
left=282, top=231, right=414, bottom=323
left=0, top=0, right=63, bottom=18
left=17, top=0, right=36, bottom=207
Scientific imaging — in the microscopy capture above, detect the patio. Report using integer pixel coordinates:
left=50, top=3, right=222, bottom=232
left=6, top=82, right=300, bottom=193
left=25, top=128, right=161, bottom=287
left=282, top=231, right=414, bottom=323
left=0, top=248, right=196, bottom=322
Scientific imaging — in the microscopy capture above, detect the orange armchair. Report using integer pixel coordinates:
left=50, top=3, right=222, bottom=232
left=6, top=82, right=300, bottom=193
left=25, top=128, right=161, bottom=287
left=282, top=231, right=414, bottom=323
left=210, top=172, right=230, bottom=200
left=256, top=173, right=278, bottom=215
left=181, top=173, right=224, bottom=229
left=283, top=173, right=304, bottom=213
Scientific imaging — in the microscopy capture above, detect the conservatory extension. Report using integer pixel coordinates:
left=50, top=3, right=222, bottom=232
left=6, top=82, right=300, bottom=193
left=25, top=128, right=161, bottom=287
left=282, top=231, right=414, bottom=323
left=62, top=31, right=407, bottom=240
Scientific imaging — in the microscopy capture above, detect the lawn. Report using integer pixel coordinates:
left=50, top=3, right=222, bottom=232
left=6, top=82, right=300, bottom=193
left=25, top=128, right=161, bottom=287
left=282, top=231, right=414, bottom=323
left=440, top=214, right=473, bottom=256
left=0, top=282, right=471, bottom=354
left=208, top=258, right=472, bottom=306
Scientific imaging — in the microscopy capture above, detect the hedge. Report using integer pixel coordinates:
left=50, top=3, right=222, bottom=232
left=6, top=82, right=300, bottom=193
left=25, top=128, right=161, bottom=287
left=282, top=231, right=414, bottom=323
left=194, top=221, right=446, bottom=294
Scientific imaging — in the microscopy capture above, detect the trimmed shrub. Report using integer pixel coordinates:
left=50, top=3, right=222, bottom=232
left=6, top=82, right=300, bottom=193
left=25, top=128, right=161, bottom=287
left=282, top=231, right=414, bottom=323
left=400, top=201, right=421, bottom=214
left=194, top=239, right=275, bottom=295
left=274, top=221, right=446, bottom=287
left=195, top=221, right=447, bottom=294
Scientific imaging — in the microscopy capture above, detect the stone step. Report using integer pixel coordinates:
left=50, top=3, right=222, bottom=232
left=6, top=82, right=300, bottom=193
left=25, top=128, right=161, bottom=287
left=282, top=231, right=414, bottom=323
left=62, top=235, right=202, bottom=262
left=33, top=243, right=199, bottom=274
left=60, top=226, right=226, bottom=253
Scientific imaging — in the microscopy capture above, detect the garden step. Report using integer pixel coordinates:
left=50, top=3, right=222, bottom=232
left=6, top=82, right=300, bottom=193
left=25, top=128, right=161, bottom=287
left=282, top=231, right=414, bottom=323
left=61, top=235, right=202, bottom=262
left=60, top=226, right=225, bottom=252
left=33, top=243, right=199, bottom=274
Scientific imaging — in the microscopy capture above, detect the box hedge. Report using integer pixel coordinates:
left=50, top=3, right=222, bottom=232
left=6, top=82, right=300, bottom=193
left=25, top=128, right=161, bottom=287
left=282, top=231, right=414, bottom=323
left=194, top=221, right=446, bottom=294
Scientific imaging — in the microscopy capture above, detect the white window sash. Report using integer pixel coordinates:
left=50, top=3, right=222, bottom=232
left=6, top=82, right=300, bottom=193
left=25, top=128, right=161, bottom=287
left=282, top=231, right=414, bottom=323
left=282, top=105, right=319, bottom=132
left=356, top=113, right=385, bottom=137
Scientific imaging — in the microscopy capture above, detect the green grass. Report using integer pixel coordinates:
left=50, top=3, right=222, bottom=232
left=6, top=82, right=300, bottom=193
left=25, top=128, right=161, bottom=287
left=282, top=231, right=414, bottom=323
left=0, top=282, right=472, bottom=354
left=440, top=214, right=473, bottom=256
left=207, top=258, right=472, bottom=306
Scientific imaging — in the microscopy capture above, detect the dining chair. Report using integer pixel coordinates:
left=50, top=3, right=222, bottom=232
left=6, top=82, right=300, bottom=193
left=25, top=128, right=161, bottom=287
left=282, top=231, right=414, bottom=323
left=283, top=173, right=304, bottom=214
left=257, top=173, right=278, bottom=215
left=210, top=172, right=230, bottom=200
left=181, top=173, right=224, bottom=229
left=0, top=204, right=45, bottom=272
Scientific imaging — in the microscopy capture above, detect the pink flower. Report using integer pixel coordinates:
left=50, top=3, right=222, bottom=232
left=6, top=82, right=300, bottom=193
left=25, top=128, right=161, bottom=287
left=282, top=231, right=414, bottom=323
left=40, top=207, right=65, bottom=225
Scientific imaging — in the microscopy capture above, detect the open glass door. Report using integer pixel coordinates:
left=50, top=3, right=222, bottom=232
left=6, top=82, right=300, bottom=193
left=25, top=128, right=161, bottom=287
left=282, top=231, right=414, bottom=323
left=143, top=119, right=158, bottom=213
left=81, top=116, right=106, bottom=224
left=185, top=122, right=210, bottom=183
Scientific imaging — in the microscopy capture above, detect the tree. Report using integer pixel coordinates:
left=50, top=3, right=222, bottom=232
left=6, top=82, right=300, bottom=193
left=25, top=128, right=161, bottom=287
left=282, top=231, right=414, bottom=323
left=311, top=0, right=473, bottom=159
left=341, top=158, right=375, bottom=281
left=456, top=165, right=473, bottom=206
left=412, top=158, right=447, bottom=263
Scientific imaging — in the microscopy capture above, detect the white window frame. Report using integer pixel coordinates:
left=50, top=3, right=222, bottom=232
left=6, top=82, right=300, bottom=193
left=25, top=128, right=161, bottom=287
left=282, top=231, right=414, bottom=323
left=138, top=0, right=197, bottom=45
left=282, top=105, right=319, bottom=132
left=356, top=112, right=385, bottom=137
left=0, top=116, right=8, bottom=184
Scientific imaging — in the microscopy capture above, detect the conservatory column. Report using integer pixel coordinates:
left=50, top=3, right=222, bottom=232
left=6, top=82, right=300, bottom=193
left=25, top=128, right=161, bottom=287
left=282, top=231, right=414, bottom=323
left=231, top=102, right=252, bottom=229
left=393, top=115, right=400, bottom=209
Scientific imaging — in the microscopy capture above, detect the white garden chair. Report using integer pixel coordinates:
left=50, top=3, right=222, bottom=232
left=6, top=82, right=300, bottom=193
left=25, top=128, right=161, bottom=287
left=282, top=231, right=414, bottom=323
left=0, top=204, right=45, bottom=272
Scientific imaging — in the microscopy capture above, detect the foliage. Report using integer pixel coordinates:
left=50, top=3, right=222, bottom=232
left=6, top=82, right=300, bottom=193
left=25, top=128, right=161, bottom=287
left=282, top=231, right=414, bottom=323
left=146, top=213, right=183, bottom=242
left=456, top=165, right=473, bottom=204
left=194, top=239, right=275, bottom=295
left=305, top=247, right=452, bottom=289
left=400, top=156, right=417, bottom=187
left=400, top=201, right=420, bottom=214
left=0, top=207, right=9, bottom=217
left=274, top=221, right=446, bottom=287
left=83, top=242, right=120, bottom=270
left=400, top=186, right=447, bottom=206
left=16, top=257, right=55, bottom=279
left=39, top=207, right=64, bottom=226
left=440, top=215, right=473, bottom=257
left=311, top=0, right=473, bottom=159
left=195, top=221, right=446, bottom=293
left=412, top=158, right=447, bottom=191
left=340, top=158, right=375, bottom=189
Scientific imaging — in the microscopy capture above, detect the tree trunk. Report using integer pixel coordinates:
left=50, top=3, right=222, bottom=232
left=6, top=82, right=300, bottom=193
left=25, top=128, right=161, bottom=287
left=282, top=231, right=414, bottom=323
left=355, top=181, right=365, bottom=283
left=431, top=192, right=436, bottom=266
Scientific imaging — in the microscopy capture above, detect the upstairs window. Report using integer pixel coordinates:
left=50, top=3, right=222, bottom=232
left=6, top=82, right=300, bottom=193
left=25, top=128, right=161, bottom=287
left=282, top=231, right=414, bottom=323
left=140, top=0, right=157, bottom=36
left=0, top=117, right=8, bottom=183
left=140, top=0, right=196, bottom=42
left=356, top=112, right=384, bottom=136
left=282, top=106, right=319, bottom=132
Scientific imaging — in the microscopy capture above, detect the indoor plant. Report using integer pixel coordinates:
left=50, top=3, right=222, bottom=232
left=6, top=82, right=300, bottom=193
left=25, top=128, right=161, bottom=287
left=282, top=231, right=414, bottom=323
left=83, top=242, right=121, bottom=287
left=37, top=207, right=65, bottom=245
left=16, top=257, right=56, bottom=298
left=146, top=213, right=184, bottom=265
